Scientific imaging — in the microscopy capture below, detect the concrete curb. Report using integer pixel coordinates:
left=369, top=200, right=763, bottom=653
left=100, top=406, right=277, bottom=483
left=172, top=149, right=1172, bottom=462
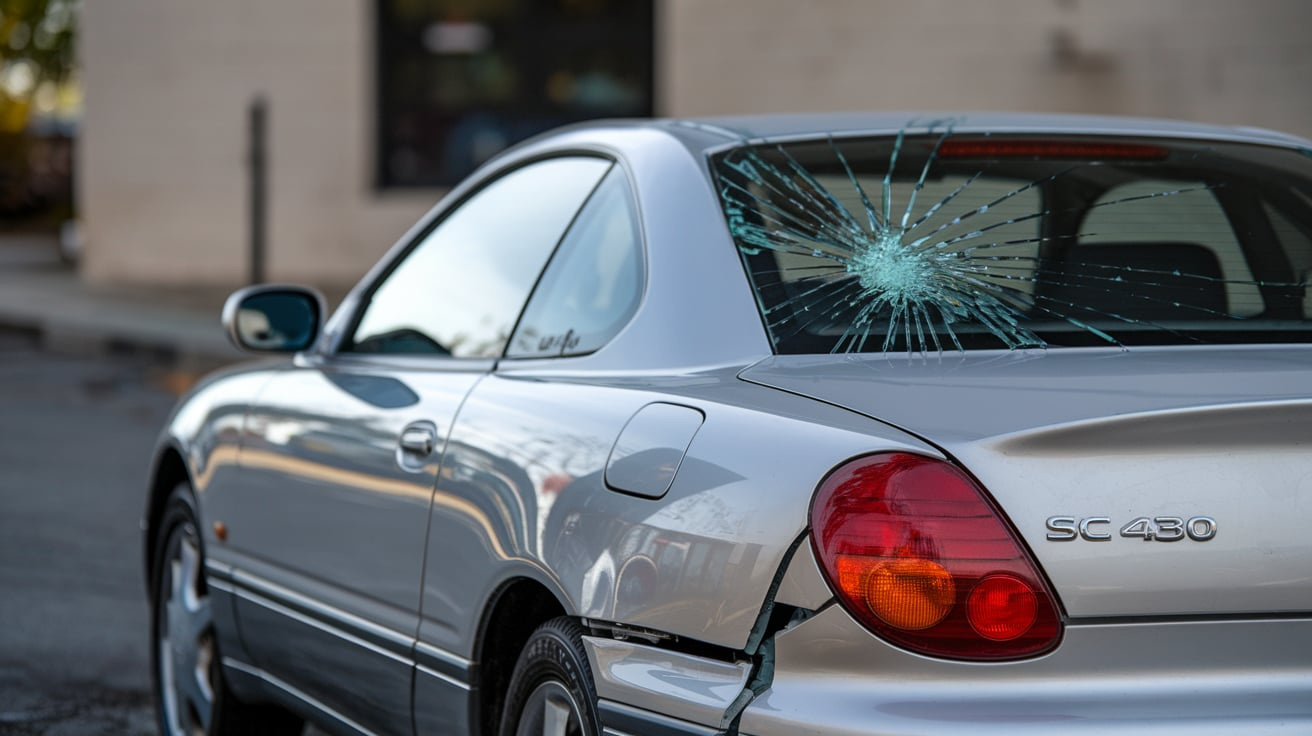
left=0, top=240, right=245, bottom=374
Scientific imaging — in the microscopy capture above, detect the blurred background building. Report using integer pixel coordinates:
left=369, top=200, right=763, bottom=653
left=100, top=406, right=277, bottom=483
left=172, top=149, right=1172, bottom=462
left=0, top=0, right=78, bottom=247
left=11, top=0, right=1312, bottom=290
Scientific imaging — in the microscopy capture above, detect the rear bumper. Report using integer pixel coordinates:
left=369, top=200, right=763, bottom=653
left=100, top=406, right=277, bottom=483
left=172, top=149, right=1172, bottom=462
left=740, top=607, right=1312, bottom=735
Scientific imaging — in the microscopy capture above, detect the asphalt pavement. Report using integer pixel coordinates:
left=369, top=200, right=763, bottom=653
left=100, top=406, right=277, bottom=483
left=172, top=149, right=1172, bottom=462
left=0, top=329, right=168, bottom=734
left=0, top=236, right=244, bottom=378
left=0, top=236, right=218, bottom=734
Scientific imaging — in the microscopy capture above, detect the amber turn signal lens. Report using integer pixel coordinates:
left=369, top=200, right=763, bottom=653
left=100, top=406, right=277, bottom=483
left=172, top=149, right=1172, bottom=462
left=864, top=558, right=956, bottom=630
left=836, top=555, right=957, bottom=631
left=967, top=574, right=1038, bottom=641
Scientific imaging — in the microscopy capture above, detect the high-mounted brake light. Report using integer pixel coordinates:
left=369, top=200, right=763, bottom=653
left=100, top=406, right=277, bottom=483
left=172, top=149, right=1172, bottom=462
left=810, top=453, right=1062, bottom=660
left=937, top=140, right=1168, bottom=160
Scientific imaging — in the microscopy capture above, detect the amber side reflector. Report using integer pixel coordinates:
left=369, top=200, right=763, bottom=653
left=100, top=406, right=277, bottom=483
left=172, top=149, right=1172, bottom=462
left=937, top=140, right=1169, bottom=160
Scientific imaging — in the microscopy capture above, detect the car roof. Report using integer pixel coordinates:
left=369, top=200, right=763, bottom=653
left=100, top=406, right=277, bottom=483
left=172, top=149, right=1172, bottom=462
left=546, top=112, right=1312, bottom=156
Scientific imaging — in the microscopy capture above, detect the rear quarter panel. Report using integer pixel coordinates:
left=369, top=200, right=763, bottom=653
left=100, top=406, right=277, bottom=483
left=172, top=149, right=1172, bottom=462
left=416, top=365, right=939, bottom=656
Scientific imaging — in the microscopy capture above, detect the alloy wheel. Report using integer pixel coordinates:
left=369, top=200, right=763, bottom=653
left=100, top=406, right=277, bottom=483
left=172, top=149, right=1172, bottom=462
left=514, top=680, right=587, bottom=736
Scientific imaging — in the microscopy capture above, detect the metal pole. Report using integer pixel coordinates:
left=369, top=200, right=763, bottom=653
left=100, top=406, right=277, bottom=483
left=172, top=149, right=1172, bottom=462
left=248, top=96, right=268, bottom=285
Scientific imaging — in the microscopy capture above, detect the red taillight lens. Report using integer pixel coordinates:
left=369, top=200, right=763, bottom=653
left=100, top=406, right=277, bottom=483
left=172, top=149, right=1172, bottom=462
left=968, top=574, right=1038, bottom=641
left=810, top=453, right=1062, bottom=660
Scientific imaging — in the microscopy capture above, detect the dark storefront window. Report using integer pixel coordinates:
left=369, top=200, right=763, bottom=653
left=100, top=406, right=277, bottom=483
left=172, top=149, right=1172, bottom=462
left=376, top=0, right=654, bottom=188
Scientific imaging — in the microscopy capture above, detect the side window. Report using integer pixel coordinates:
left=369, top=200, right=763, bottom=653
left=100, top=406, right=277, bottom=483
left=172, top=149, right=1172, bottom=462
left=507, top=167, right=644, bottom=358
left=346, top=157, right=612, bottom=357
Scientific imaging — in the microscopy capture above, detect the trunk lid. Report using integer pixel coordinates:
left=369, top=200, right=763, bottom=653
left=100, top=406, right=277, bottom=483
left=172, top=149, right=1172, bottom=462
left=741, top=346, right=1312, bottom=618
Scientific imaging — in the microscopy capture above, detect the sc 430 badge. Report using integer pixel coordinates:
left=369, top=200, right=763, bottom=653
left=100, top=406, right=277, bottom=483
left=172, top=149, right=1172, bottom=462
left=1045, top=516, right=1217, bottom=542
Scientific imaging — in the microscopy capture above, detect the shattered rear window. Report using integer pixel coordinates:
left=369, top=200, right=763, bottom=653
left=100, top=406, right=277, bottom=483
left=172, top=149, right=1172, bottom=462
left=712, top=123, right=1312, bottom=353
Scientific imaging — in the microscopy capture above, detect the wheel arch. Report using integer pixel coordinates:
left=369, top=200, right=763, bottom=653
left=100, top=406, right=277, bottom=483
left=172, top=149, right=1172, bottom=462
left=471, top=575, right=569, bottom=736
left=144, top=442, right=192, bottom=599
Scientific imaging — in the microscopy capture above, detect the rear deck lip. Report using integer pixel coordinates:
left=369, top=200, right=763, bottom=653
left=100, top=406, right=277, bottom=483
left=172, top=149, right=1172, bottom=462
left=738, top=344, right=1312, bottom=446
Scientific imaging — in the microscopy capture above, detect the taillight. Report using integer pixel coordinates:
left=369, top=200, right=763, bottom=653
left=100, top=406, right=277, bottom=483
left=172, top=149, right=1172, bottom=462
left=810, top=453, right=1062, bottom=660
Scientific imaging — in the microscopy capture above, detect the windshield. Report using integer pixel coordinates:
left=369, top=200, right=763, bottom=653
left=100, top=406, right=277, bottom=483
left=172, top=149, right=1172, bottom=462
left=711, top=123, right=1312, bottom=354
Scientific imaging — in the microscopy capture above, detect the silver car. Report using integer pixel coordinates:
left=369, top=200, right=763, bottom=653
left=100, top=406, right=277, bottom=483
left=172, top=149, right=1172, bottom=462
left=145, top=113, right=1312, bottom=735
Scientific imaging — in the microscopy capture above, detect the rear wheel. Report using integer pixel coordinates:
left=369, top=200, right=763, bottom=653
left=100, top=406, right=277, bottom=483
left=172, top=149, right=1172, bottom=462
left=151, top=483, right=302, bottom=736
left=499, top=617, right=601, bottom=736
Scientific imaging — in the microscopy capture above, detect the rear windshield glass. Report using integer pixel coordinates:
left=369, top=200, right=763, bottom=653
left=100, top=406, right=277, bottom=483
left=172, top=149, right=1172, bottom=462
left=711, top=126, right=1312, bottom=353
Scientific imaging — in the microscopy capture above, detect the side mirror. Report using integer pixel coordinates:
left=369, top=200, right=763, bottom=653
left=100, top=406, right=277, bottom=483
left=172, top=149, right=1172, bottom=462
left=222, top=285, right=326, bottom=353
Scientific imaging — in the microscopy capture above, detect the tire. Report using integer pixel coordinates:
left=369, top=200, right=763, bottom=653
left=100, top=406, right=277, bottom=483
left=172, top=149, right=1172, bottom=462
left=499, top=617, right=602, bottom=736
left=150, top=483, right=303, bottom=736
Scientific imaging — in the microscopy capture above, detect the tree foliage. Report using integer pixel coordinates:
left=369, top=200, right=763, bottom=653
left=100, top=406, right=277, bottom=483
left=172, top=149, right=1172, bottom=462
left=0, top=0, right=78, bottom=129
left=0, top=0, right=78, bottom=220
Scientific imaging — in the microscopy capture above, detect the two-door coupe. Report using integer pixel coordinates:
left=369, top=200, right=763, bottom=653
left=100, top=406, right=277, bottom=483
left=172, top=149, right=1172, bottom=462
left=146, top=113, right=1312, bottom=735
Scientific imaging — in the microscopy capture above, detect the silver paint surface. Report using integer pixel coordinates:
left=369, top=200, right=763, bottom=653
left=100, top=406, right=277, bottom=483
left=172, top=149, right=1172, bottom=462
left=772, top=541, right=833, bottom=612
left=741, top=605, right=1312, bottom=735
left=604, top=402, right=705, bottom=499
left=206, top=358, right=482, bottom=732
left=415, top=369, right=917, bottom=656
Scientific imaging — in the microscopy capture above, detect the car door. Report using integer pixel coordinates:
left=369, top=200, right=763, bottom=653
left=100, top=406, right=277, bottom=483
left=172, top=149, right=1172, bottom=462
left=216, top=155, right=615, bottom=733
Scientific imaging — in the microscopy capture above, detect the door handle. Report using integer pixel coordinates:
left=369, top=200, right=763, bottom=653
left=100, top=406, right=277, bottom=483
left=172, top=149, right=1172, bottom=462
left=399, top=424, right=436, bottom=457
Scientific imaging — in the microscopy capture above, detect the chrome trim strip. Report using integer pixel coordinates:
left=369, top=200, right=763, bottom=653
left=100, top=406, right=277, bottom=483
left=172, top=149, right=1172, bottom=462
left=598, top=699, right=720, bottom=736
left=222, top=657, right=374, bottom=736
left=415, top=639, right=473, bottom=669
left=235, top=586, right=411, bottom=667
left=232, top=569, right=414, bottom=656
left=208, top=578, right=236, bottom=596
left=414, top=640, right=473, bottom=680
left=415, top=663, right=471, bottom=692
left=205, top=558, right=235, bottom=581
left=226, top=569, right=474, bottom=689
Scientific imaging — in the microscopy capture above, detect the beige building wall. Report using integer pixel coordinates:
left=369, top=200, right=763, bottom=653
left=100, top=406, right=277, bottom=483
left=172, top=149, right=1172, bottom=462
left=80, top=0, right=435, bottom=288
left=661, top=0, right=1312, bottom=135
left=80, top=0, right=1312, bottom=288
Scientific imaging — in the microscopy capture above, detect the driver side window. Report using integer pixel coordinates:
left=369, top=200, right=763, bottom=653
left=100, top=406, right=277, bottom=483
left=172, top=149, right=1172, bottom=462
left=346, top=156, right=613, bottom=358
